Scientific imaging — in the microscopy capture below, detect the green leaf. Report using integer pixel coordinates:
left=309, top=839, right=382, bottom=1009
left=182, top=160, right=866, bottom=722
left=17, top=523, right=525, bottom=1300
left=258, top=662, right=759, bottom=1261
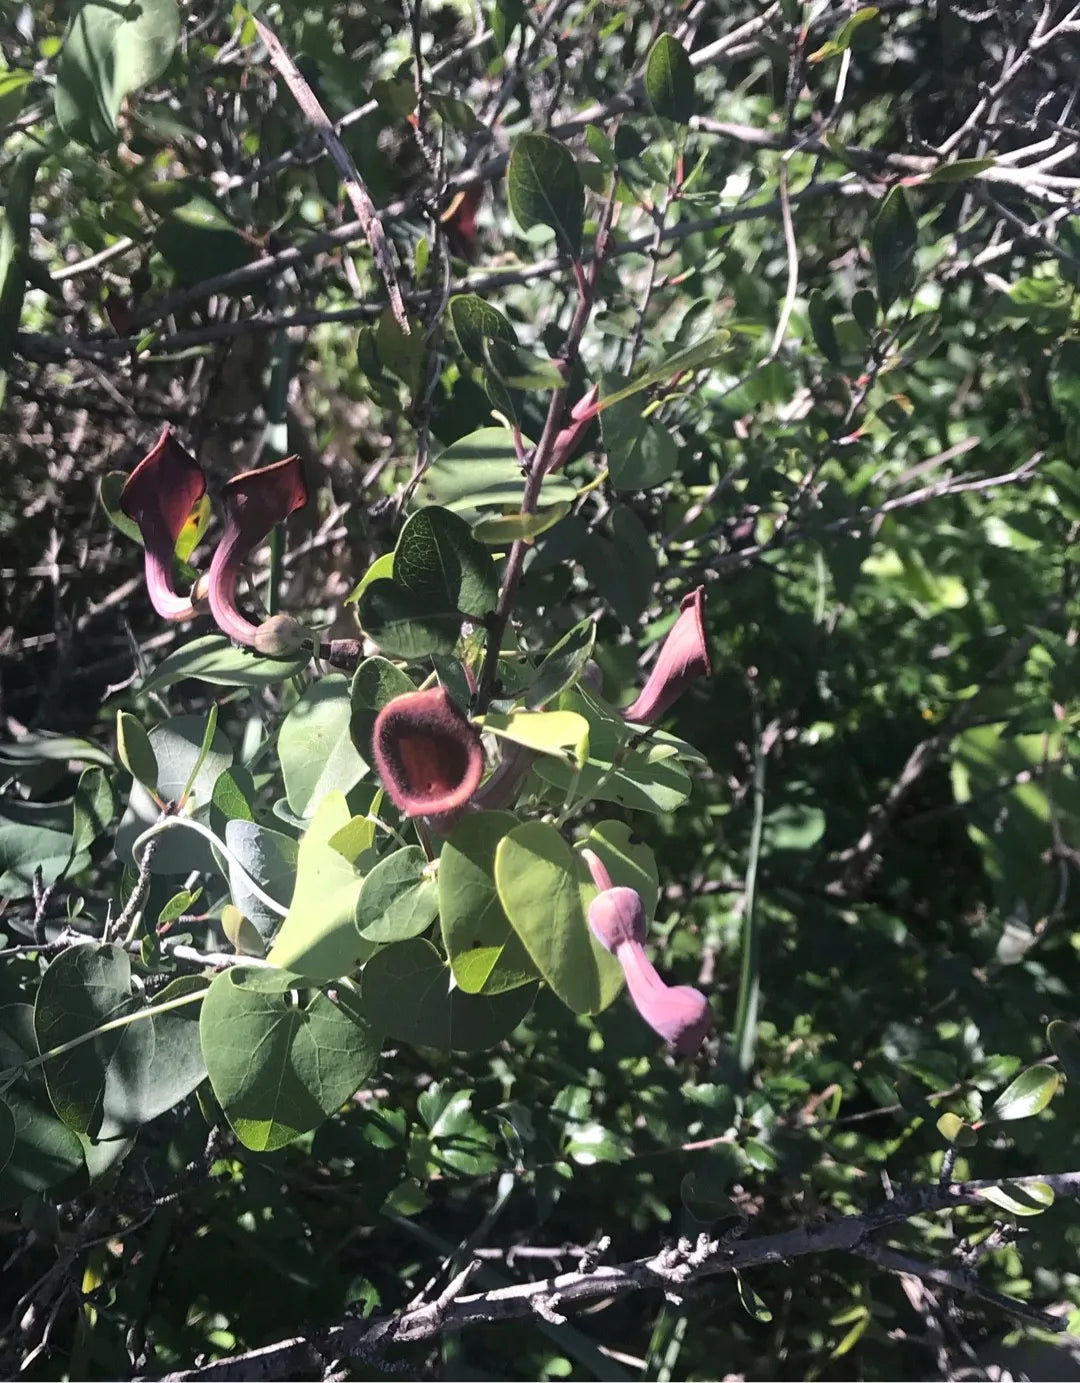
left=224, top=820, right=298, bottom=939
left=495, top=821, right=623, bottom=1015
left=116, top=710, right=158, bottom=792
left=936, top=1112, right=978, bottom=1146
left=851, top=287, right=879, bottom=335
left=479, top=709, right=590, bottom=764
left=807, top=289, right=842, bottom=365
left=484, top=337, right=566, bottom=391
left=1048, top=1020, right=1080, bottom=1085
left=448, top=293, right=518, bottom=366
left=808, top=6, right=880, bottom=62
left=0, top=69, right=33, bottom=141
left=142, top=634, right=310, bottom=692
left=99, top=470, right=144, bottom=544
left=355, top=846, right=439, bottom=942
left=923, top=157, right=996, bottom=184
left=265, top=792, right=374, bottom=981
left=200, top=967, right=380, bottom=1152
left=975, top=1181, right=1055, bottom=1216
left=345, top=552, right=395, bottom=605
left=507, top=133, right=585, bottom=257
left=0, top=151, right=39, bottom=367
left=533, top=687, right=692, bottom=813
left=595, top=332, right=727, bottom=413
left=601, top=393, right=679, bottom=490
left=154, top=190, right=252, bottom=284
left=55, top=0, right=180, bottom=148
left=71, top=766, right=115, bottom=859
left=870, top=186, right=918, bottom=313
left=735, top=1270, right=773, bottom=1322
left=361, top=938, right=537, bottom=1050
left=578, top=820, right=660, bottom=919
left=472, top=503, right=571, bottom=545
left=526, top=618, right=597, bottom=709
left=0, top=1091, right=84, bottom=1210
left=114, top=715, right=233, bottom=875
left=417, top=427, right=578, bottom=513
left=645, top=34, right=695, bottom=124
left=991, top=1064, right=1059, bottom=1121
left=427, top=92, right=484, bottom=134
left=350, top=656, right=416, bottom=762
left=358, top=507, right=498, bottom=657
left=34, top=945, right=206, bottom=1138
left=278, top=675, right=367, bottom=818
left=0, top=1100, right=14, bottom=1177
left=0, top=801, right=91, bottom=897
left=395, top=505, right=499, bottom=617
left=0, top=731, right=113, bottom=770
left=439, top=811, right=539, bottom=995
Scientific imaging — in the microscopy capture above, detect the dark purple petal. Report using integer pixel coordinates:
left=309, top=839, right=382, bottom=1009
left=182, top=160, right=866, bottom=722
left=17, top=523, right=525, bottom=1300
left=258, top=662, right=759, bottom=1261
left=207, top=454, right=308, bottom=646
left=622, top=585, right=711, bottom=725
left=119, top=426, right=206, bottom=622
left=373, top=688, right=485, bottom=819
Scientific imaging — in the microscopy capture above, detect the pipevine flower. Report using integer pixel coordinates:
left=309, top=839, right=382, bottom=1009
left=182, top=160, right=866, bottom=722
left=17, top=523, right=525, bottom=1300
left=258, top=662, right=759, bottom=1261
left=622, top=585, right=711, bottom=725
left=582, top=850, right=710, bottom=1056
left=207, top=454, right=308, bottom=647
left=119, top=426, right=207, bottom=622
left=372, top=688, right=485, bottom=824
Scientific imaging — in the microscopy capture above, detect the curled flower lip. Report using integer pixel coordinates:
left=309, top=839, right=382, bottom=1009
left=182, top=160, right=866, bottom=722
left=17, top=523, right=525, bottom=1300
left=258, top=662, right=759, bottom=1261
left=623, top=585, right=711, bottom=725
left=373, top=688, right=485, bottom=821
left=207, top=454, right=308, bottom=646
left=120, top=426, right=207, bottom=622
left=587, top=882, right=710, bottom=1056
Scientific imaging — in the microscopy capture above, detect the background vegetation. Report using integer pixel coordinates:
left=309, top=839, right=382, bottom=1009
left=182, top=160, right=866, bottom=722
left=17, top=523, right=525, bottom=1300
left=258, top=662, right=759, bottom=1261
left=5, top=0, right=1080, bottom=1378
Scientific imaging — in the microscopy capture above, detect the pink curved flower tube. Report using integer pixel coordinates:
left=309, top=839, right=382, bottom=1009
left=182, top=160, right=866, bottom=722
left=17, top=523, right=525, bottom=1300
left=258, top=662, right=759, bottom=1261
left=587, top=882, right=710, bottom=1056
left=207, top=455, right=308, bottom=646
left=119, top=427, right=206, bottom=622
left=623, top=585, right=711, bottom=725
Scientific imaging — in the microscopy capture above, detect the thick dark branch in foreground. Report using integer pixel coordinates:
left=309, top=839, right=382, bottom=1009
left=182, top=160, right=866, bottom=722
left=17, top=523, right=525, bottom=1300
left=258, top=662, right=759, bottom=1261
left=146, top=1170, right=1080, bottom=1381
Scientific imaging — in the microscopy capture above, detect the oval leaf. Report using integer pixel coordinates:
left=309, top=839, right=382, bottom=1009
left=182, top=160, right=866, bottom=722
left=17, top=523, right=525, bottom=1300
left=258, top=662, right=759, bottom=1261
left=991, top=1064, right=1059, bottom=1121
left=507, top=133, right=584, bottom=257
left=645, top=34, right=695, bottom=124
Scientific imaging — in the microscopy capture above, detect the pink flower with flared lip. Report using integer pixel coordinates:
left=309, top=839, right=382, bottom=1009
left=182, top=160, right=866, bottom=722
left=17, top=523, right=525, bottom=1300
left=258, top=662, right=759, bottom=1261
left=119, top=427, right=206, bottom=622
left=582, top=862, right=710, bottom=1056
left=623, top=585, right=711, bottom=724
left=207, top=454, right=308, bottom=646
left=373, top=688, right=485, bottom=820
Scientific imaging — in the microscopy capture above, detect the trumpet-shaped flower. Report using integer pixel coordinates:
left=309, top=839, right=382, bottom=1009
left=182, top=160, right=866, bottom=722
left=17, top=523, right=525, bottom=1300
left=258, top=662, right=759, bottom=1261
left=373, top=688, right=485, bottom=821
left=119, top=427, right=207, bottom=622
left=207, top=455, right=308, bottom=646
left=583, top=863, right=710, bottom=1056
left=623, top=585, right=711, bottom=725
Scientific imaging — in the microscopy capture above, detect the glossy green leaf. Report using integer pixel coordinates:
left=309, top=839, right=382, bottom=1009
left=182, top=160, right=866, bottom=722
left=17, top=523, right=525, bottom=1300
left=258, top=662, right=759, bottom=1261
left=0, top=801, right=91, bottom=897
left=278, top=675, right=367, bottom=818
left=870, top=185, right=918, bottom=313
left=142, top=635, right=310, bottom=692
left=936, top=1111, right=978, bottom=1146
left=479, top=709, right=589, bottom=765
left=265, top=792, right=374, bottom=981
left=526, top=618, right=597, bottom=709
left=99, top=470, right=143, bottom=544
left=361, top=938, right=537, bottom=1050
left=0, top=731, right=113, bottom=770
left=924, top=157, right=996, bottom=184
left=439, top=811, right=539, bottom=995
left=507, top=133, right=584, bottom=256
left=595, top=332, right=727, bottom=413
left=645, top=34, right=695, bottom=124
left=991, top=1064, right=1059, bottom=1121
left=200, top=968, right=380, bottom=1151
left=471, top=503, right=570, bottom=546
left=495, top=821, right=623, bottom=1014
left=0, top=1091, right=84, bottom=1210
left=355, top=846, right=439, bottom=942
left=449, top=293, right=517, bottom=366
left=975, top=1180, right=1055, bottom=1216
left=344, top=551, right=395, bottom=605
left=808, top=6, right=880, bottom=62
left=416, top=427, right=577, bottom=513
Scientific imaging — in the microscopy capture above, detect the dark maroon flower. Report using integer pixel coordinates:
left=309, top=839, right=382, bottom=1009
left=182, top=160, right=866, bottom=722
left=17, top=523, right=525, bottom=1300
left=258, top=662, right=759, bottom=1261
left=207, top=455, right=308, bottom=646
left=584, top=869, right=710, bottom=1057
left=373, top=688, right=485, bottom=820
left=119, top=426, right=206, bottom=622
left=623, top=586, right=711, bottom=725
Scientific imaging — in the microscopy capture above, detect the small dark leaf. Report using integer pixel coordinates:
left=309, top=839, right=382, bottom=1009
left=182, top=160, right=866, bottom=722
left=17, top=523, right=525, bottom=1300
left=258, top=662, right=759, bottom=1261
left=870, top=186, right=918, bottom=313
left=507, top=133, right=585, bottom=257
